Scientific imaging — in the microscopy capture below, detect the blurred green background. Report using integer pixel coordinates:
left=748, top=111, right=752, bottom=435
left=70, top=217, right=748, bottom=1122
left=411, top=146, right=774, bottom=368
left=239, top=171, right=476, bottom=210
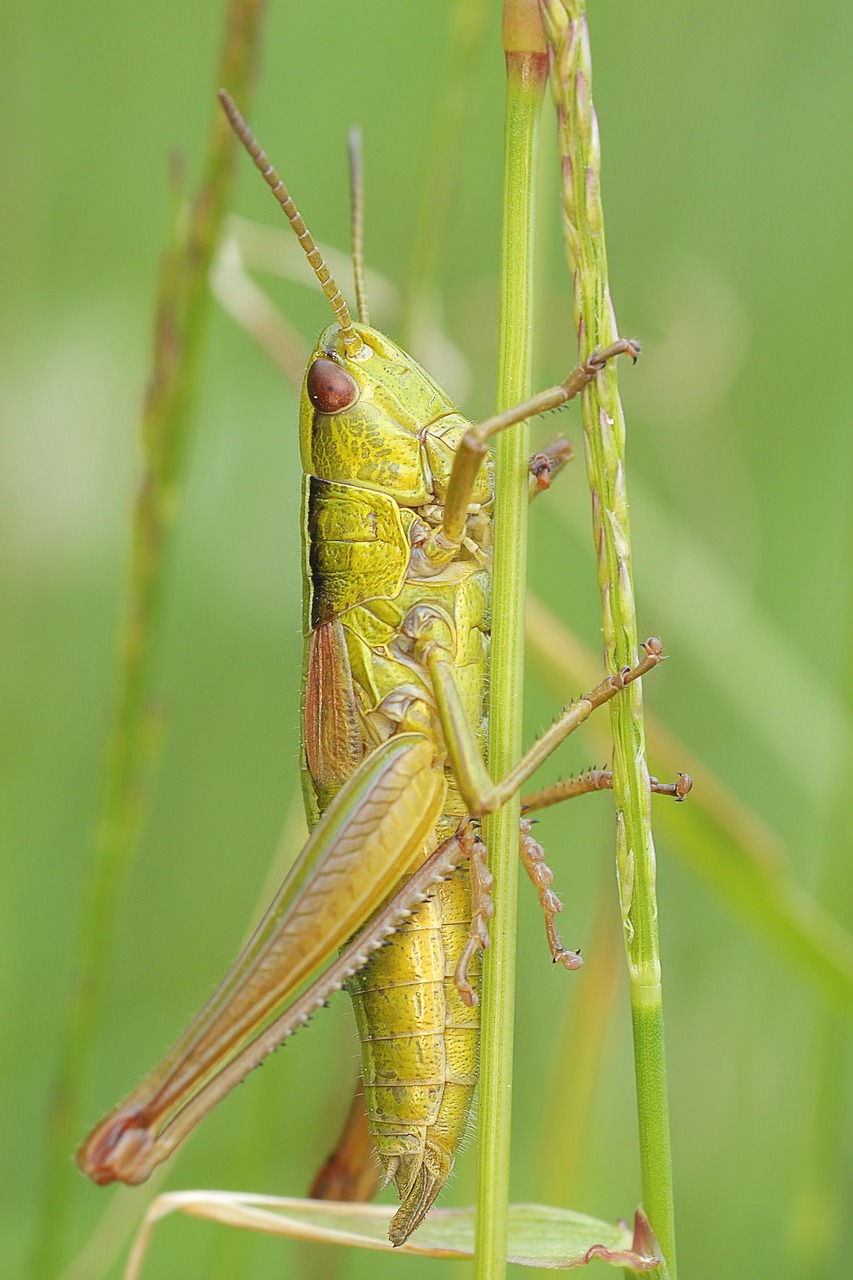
left=4, top=1, right=853, bottom=1277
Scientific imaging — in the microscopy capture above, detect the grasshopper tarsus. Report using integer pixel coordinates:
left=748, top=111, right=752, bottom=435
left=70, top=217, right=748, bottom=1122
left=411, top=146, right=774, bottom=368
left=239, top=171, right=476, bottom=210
left=557, top=336, right=641, bottom=403
left=589, top=336, right=641, bottom=369
left=649, top=772, right=694, bottom=802
left=529, top=436, right=573, bottom=493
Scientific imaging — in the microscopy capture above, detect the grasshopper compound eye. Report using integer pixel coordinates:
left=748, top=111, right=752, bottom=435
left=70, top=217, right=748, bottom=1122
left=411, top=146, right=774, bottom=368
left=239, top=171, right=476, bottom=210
left=307, top=358, right=360, bottom=413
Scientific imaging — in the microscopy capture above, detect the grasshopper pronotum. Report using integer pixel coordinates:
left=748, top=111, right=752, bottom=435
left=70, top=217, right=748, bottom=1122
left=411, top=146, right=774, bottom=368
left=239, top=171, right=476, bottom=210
left=77, top=91, right=688, bottom=1253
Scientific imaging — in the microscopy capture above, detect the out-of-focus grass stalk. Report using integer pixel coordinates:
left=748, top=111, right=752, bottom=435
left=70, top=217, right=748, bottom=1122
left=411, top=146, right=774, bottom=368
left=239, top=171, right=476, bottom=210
left=792, top=504, right=853, bottom=1274
left=30, top=5, right=267, bottom=1278
left=527, top=596, right=853, bottom=1012
left=538, top=3, right=676, bottom=1274
left=476, top=4, right=547, bottom=1277
left=403, top=0, right=489, bottom=348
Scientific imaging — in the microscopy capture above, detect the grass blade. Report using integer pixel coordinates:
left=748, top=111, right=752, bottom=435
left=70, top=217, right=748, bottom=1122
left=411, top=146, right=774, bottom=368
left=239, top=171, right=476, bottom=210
left=539, top=3, right=676, bottom=1272
left=28, top=5, right=268, bottom=1276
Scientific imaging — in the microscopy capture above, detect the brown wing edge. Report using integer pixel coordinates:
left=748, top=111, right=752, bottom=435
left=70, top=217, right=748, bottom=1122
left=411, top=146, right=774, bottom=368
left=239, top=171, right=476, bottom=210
left=305, top=619, right=364, bottom=793
left=309, top=1076, right=382, bottom=1204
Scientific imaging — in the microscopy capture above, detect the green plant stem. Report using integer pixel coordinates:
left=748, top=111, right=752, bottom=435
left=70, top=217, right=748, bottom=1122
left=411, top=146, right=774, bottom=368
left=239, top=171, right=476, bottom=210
left=794, top=495, right=853, bottom=1273
left=538, top=3, right=676, bottom=1274
left=476, top=5, right=547, bottom=1278
left=29, top=5, right=267, bottom=1278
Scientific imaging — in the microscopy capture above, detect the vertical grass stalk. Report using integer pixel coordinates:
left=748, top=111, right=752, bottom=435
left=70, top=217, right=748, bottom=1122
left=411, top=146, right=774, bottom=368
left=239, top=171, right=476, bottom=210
left=29, top=5, right=267, bottom=1278
left=475, top=4, right=547, bottom=1277
left=538, top=3, right=677, bottom=1274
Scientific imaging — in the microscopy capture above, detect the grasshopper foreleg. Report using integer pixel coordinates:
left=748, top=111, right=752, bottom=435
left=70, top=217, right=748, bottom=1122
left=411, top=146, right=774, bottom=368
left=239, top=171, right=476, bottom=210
left=454, top=819, right=586, bottom=1003
left=513, top=771, right=693, bottom=972
left=432, top=338, right=639, bottom=561
left=453, top=757, right=692, bottom=994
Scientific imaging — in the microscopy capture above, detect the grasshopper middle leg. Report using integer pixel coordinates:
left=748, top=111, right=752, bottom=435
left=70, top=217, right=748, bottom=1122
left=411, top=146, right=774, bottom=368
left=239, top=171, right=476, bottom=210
left=422, top=630, right=665, bottom=820
left=453, top=769, right=691, bottom=1003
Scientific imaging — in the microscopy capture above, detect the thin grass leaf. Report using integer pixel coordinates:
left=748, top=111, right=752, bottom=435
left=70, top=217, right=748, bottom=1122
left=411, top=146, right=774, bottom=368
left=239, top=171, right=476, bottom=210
left=539, top=2, right=676, bottom=1272
left=124, top=1194, right=660, bottom=1279
left=29, top=6, right=269, bottom=1277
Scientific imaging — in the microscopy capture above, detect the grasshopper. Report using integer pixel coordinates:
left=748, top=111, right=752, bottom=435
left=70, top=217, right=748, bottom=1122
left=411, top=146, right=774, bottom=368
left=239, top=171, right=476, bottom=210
left=77, top=91, right=688, bottom=1249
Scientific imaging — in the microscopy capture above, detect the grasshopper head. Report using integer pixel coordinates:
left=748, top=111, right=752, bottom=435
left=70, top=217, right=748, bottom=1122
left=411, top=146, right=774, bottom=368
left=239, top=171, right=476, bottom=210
left=215, top=93, right=468, bottom=505
left=299, top=323, right=460, bottom=505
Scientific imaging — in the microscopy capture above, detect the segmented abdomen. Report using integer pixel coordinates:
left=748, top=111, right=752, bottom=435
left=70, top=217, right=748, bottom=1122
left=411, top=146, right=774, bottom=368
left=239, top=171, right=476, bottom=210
left=347, top=815, right=479, bottom=1243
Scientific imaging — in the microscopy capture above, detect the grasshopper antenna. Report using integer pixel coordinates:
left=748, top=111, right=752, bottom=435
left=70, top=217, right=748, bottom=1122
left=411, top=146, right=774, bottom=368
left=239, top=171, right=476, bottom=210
left=348, top=126, right=370, bottom=325
left=218, top=89, right=366, bottom=359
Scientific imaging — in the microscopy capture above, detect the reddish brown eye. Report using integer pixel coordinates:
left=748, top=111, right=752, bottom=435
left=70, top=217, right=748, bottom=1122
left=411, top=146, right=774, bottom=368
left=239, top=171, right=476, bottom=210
left=306, top=358, right=359, bottom=414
